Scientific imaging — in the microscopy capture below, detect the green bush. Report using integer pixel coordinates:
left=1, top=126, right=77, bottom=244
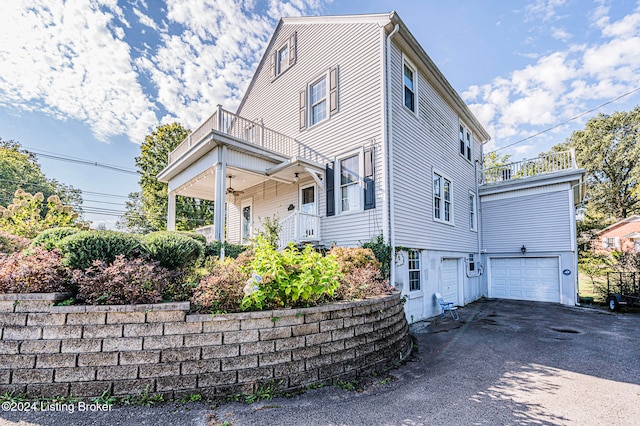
left=361, top=234, right=391, bottom=279
left=175, top=231, right=207, bottom=245
left=240, top=236, right=342, bottom=311
left=142, top=231, right=204, bottom=270
left=57, top=230, right=142, bottom=269
left=0, top=231, right=30, bottom=254
left=205, top=241, right=247, bottom=259
left=30, top=227, right=80, bottom=251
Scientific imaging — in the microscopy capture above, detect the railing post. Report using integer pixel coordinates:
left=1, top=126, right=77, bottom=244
left=570, top=148, right=577, bottom=169
left=216, top=104, right=223, bottom=132
left=259, top=118, right=265, bottom=147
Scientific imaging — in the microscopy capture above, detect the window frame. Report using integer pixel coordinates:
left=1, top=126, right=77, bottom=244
left=408, top=250, right=421, bottom=292
left=468, top=253, right=476, bottom=272
left=276, top=42, right=290, bottom=76
left=459, top=123, right=472, bottom=162
left=309, top=73, right=329, bottom=127
left=469, top=191, right=477, bottom=232
left=335, top=149, right=363, bottom=214
left=402, top=54, right=418, bottom=116
left=433, top=169, right=454, bottom=225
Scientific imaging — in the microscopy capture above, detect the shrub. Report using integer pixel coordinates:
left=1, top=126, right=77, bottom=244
left=336, top=263, right=393, bottom=300
left=191, top=258, right=248, bottom=313
left=0, top=231, right=30, bottom=254
left=30, top=227, right=80, bottom=251
left=57, top=230, right=142, bottom=269
left=0, top=247, right=72, bottom=293
left=142, top=231, right=204, bottom=270
left=329, top=246, right=381, bottom=275
left=74, top=256, right=179, bottom=305
left=175, top=231, right=207, bottom=245
left=205, top=241, right=247, bottom=259
left=240, top=236, right=342, bottom=310
left=361, top=234, right=391, bottom=279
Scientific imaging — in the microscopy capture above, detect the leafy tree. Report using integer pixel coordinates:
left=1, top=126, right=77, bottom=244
left=483, top=152, right=512, bottom=169
left=578, top=251, right=612, bottom=292
left=116, top=191, right=154, bottom=234
left=557, top=107, right=640, bottom=221
left=0, top=138, right=83, bottom=216
left=0, top=189, right=79, bottom=238
left=135, top=123, right=215, bottom=231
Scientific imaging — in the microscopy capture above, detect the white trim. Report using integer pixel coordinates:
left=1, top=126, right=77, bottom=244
left=480, top=182, right=570, bottom=202
left=469, top=190, right=478, bottom=232
left=240, top=198, right=253, bottom=244
left=335, top=148, right=364, bottom=214
left=408, top=250, right=421, bottom=292
left=308, top=70, right=330, bottom=128
left=459, top=121, right=473, bottom=163
left=275, top=40, right=290, bottom=76
left=299, top=182, right=318, bottom=216
left=432, top=167, right=454, bottom=226
left=401, top=53, right=418, bottom=117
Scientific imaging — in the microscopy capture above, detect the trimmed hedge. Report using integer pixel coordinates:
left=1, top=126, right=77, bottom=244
left=175, top=231, right=207, bottom=245
left=57, top=230, right=142, bottom=270
left=30, top=227, right=80, bottom=251
left=142, top=231, right=204, bottom=270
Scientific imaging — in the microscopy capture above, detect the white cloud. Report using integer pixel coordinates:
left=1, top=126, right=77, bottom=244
left=550, top=26, right=571, bottom=41
left=525, top=0, right=568, bottom=22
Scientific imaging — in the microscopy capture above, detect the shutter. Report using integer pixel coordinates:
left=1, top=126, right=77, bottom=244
left=326, top=162, right=335, bottom=217
left=289, top=32, right=296, bottom=66
left=364, top=149, right=375, bottom=210
left=270, top=52, right=276, bottom=79
left=329, top=66, right=339, bottom=115
left=299, top=89, right=306, bottom=130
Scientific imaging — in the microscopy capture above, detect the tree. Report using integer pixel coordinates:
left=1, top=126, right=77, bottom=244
left=135, top=123, right=215, bottom=231
left=483, top=151, right=512, bottom=169
left=0, top=138, right=83, bottom=216
left=0, top=189, right=79, bottom=238
left=559, top=107, right=640, bottom=221
left=116, top=191, right=154, bottom=234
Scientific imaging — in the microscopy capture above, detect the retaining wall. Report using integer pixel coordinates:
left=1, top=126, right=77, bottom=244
left=0, top=292, right=411, bottom=399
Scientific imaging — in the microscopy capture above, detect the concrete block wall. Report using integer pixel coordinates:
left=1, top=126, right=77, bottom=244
left=0, top=292, right=411, bottom=399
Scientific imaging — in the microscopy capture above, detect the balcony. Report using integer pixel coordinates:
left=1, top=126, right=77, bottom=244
left=483, top=149, right=578, bottom=185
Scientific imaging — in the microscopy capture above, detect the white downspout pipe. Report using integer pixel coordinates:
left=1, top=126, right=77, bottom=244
left=386, top=23, right=399, bottom=287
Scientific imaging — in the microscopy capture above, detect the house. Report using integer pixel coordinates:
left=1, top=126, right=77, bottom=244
left=157, top=12, right=584, bottom=322
left=593, top=215, right=640, bottom=253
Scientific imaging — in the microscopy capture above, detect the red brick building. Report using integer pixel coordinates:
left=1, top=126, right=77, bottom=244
left=593, top=215, right=640, bottom=253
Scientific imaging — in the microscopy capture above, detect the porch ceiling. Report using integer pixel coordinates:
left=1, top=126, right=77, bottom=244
left=173, top=167, right=276, bottom=201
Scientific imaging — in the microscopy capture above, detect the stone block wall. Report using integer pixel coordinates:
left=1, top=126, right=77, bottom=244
left=0, top=292, right=411, bottom=399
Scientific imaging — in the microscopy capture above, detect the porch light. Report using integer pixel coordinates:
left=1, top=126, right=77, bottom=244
left=521, top=245, right=526, bottom=255
left=293, top=172, right=299, bottom=183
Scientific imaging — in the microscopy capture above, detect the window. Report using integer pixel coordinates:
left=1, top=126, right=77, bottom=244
left=271, top=32, right=296, bottom=79
left=469, top=192, right=477, bottom=231
left=310, top=76, right=327, bottom=125
left=459, top=124, right=472, bottom=161
left=241, top=200, right=252, bottom=244
left=408, top=250, right=421, bottom=291
left=277, top=44, right=289, bottom=75
left=340, top=154, right=360, bottom=212
left=433, top=172, right=452, bottom=223
left=604, top=237, right=619, bottom=249
left=468, top=254, right=475, bottom=272
left=403, top=58, right=417, bottom=113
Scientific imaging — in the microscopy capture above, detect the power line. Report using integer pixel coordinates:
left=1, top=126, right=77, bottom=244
left=29, top=151, right=139, bottom=175
left=0, top=178, right=131, bottom=199
left=487, top=86, right=640, bottom=154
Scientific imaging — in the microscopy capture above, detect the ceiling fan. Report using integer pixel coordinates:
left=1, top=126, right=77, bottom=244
left=226, top=175, right=244, bottom=196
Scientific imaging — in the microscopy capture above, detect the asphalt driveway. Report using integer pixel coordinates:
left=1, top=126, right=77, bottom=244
left=3, top=299, right=640, bottom=425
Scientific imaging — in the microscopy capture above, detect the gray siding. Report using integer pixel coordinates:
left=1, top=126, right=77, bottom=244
left=389, top=41, right=481, bottom=252
left=481, top=187, right=572, bottom=253
left=233, top=21, right=385, bottom=247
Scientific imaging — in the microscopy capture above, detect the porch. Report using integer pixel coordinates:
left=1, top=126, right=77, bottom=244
left=157, top=105, right=326, bottom=249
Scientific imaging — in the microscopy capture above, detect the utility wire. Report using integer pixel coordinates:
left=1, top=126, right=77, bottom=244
left=487, top=86, right=640, bottom=154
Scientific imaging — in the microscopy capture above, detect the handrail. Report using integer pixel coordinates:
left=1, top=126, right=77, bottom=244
left=483, top=149, right=578, bottom=185
left=168, top=106, right=303, bottom=164
left=277, top=211, right=321, bottom=250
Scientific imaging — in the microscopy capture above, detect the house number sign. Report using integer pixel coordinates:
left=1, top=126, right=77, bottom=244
left=563, top=269, right=571, bottom=276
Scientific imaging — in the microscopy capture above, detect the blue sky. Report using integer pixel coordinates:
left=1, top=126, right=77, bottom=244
left=1, top=0, right=639, bottom=228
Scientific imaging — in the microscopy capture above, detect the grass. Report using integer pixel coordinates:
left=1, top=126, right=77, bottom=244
left=578, top=272, right=607, bottom=303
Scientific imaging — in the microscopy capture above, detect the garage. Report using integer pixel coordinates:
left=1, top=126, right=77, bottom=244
left=489, top=257, right=560, bottom=303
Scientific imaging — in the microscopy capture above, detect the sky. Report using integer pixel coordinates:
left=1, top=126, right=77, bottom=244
left=1, top=0, right=639, bottom=228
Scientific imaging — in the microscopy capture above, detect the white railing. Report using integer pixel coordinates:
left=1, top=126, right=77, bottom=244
left=168, top=106, right=303, bottom=164
left=277, top=211, right=321, bottom=251
left=483, top=149, right=578, bottom=185
left=194, top=224, right=215, bottom=244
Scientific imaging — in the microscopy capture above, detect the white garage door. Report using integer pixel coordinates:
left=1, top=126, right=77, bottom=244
left=490, top=257, right=560, bottom=303
left=441, top=258, right=460, bottom=305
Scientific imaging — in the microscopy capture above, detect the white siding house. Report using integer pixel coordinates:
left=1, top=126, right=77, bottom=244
left=157, top=12, right=584, bottom=322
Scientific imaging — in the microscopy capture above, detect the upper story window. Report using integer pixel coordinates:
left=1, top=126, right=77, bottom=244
left=299, top=66, right=339, bottom=130
left=469, top=191, right=477, bottom=231
left=434, top=171, right=452, bottom=224
left=403, top=56, right=417, bottom=114
left=459, top=124, right=472, bottom=161
left=271, top=32, right=296, bottom=80
left=277, top=44, right=289, bottom=75
left=340, top=154, right=360, bottom=212
left=310, top=76, right=327, bottom=125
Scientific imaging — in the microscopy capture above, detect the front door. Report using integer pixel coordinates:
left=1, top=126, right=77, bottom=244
left=241, top=199, right=252, bottom=244
left=299, top=184, right=317, bottom=239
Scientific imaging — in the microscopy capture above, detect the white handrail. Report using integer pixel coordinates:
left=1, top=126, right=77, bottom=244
left=483, top=150, right=578, bottom=185
left=277, top=211, right=321, bottom=250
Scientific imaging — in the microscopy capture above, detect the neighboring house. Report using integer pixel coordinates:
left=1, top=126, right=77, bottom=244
left=593, top=215, right=640, bottom=253
left=157, top=12, right=584, bottom=322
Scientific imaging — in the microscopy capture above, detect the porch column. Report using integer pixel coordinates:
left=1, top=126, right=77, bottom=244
left=167, top=191, right=176, bottom=231
left=214, top=146, right=227, bottom=257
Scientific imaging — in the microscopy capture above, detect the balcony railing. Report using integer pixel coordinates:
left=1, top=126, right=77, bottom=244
left=168, top=106, right=303, bottom=164
left=483, top=149, right=578, bottom=185
left=277, top=211, right=321, bottom=251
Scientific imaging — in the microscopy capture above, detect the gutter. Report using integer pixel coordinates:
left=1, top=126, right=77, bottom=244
left=386, top=23, right=400, bottom=287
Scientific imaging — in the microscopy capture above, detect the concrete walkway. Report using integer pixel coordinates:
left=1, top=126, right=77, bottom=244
left=3, top=299, right=639, bottom=425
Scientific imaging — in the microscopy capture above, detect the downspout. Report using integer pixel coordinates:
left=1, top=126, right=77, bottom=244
left=475, top=158, right=482, bottom=277
left=386, top=23, right=400, bottom=287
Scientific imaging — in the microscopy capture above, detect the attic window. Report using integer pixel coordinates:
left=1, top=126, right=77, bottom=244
left=277, top=44, right=289, bottom=75
left=271, top=32, right=297, bottom=80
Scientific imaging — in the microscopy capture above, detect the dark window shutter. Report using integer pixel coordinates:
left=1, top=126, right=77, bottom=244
left=364, top=149, right=375, bottom=210
left=270, top=52, right=276, bottom=79
left=289, top=32, right=296, bottom=66
left=329, top=66, right=338, bottom=115
left=299, top=89, right=306, bottom=130
left=326, top=162, right=335, bottom=217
